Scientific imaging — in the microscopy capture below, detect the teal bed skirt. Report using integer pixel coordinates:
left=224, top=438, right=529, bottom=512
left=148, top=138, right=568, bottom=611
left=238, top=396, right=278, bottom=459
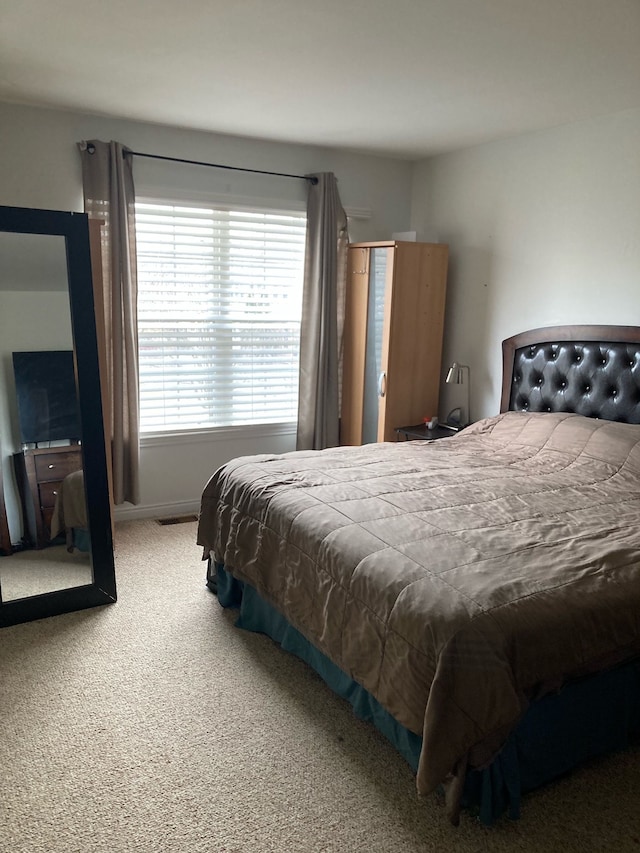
left=50, top=527, right=90, bottom=552
left=211, top=561, right=640, bottom=825
left=73, top=528, right=91, bottom=552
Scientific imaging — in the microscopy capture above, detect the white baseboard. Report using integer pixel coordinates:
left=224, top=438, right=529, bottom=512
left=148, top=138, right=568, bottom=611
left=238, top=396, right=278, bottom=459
left=113, top=499, right=201, bottom=522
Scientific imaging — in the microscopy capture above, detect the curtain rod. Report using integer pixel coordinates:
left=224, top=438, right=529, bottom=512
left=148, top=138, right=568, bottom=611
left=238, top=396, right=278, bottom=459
left=119, top=148, right=318, bottom=185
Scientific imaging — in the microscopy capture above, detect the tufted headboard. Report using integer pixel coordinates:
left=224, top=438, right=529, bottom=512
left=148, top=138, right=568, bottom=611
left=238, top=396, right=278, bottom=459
left=500, top=325, right=640, bottom=424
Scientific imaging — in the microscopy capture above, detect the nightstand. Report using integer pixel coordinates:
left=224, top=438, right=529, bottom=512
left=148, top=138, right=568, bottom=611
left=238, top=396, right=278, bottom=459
left=394, top=423, right=459, bottom=441
left=13, top=445, right=83, bottom=548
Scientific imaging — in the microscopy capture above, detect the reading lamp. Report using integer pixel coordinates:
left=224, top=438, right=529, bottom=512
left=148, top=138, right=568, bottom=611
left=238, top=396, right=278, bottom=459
left=444, top=361, right=471, bottom=429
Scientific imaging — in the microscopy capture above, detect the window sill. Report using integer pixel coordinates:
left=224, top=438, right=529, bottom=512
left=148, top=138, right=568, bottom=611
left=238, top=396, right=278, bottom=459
left=140, top=421, right=297, bottom=447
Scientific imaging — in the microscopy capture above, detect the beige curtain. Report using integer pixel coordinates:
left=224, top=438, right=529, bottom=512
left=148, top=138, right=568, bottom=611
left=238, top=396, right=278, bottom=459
left=78, top=140, right=140, bottom=505
left=296, top=173, right=348, bottom=450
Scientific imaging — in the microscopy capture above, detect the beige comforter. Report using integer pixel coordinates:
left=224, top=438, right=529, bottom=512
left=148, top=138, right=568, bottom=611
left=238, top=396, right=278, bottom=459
left=50, top=468, right=86, bottom=547
left=197, top=412, right=640, bottom=813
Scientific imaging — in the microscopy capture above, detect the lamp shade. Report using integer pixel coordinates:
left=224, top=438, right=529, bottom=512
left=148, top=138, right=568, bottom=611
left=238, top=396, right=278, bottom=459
left=444, top=361, right=471, bottom=426
left=445, top=362, right=464, bottom=384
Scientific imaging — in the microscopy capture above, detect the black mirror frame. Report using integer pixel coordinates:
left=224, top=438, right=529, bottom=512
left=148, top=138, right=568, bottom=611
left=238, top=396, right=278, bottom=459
left=0, top=204, right=116, bottom=627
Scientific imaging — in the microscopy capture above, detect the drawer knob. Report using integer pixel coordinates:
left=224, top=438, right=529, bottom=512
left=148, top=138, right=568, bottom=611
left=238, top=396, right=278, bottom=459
left=48, top=464, right=56, bottom=469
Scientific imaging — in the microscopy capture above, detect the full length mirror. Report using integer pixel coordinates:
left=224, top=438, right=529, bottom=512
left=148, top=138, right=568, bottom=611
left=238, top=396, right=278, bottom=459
left=0, top=205, right=116, bottom=627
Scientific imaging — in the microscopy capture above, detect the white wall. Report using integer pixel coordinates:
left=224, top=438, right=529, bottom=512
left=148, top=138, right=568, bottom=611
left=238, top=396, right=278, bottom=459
left=410, top=107, right=640, bottom=423
left=0, top=102, right=413, bottom=520
left=11, top=101, right=637, bottom=521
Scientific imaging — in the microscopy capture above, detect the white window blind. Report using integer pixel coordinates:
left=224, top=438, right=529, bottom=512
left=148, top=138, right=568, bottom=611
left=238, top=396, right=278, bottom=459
left=135, top=200, right=306, bottom=432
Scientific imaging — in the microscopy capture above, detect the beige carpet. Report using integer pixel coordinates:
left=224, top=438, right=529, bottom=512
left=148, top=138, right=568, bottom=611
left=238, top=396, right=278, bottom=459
left=1, top=519, right=639, bottom=853
left=0, top=544, right=92, bottom=601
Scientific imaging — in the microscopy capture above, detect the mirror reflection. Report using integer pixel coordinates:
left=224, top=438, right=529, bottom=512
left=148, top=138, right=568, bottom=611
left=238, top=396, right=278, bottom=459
left=0, top=232, right=93, bottom=601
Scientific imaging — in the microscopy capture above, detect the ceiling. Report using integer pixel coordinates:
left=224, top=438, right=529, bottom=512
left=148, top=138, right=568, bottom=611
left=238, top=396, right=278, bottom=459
left=1, top=0, right=639, bottom=159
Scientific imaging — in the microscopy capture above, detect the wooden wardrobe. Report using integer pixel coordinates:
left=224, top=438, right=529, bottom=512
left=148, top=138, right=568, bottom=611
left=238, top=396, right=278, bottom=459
left=341, top=241, right=448, bottom=445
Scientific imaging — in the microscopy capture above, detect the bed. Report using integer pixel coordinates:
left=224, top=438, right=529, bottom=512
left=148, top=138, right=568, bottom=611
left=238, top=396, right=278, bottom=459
left=196, top=324, right=640, bottom=825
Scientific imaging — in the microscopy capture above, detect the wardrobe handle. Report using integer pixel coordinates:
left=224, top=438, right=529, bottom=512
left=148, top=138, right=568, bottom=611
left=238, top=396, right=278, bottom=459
left=378, top=371, right=387, bottom=398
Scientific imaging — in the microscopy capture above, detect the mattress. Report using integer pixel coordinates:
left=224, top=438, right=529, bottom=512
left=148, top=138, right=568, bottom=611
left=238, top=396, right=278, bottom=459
left=197, top=411, right=640, bottom=813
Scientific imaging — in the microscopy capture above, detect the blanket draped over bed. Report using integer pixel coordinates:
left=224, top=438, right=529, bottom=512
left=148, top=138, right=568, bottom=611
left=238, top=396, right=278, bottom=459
left=197, top=411, right=640, bottom=810
left=50, top=469, right=86, bottom=548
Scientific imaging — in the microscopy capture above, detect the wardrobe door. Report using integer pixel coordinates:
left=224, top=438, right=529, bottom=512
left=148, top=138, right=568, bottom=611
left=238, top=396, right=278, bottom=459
left=381, top=243, right=448, bottom=441
left=341, top=245, right=393, bottom=445
left=361, top=247, right=392, bottom=443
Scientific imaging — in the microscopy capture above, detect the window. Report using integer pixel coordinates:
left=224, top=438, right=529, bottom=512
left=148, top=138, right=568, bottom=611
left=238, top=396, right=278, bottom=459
left=135, top=200, right=306, bottom=433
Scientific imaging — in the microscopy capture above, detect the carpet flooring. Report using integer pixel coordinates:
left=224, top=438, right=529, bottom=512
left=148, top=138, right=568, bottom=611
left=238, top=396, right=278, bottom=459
left=1, top=518, right=639, bottom=853
left=0, top=543, right=92, bottom=601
